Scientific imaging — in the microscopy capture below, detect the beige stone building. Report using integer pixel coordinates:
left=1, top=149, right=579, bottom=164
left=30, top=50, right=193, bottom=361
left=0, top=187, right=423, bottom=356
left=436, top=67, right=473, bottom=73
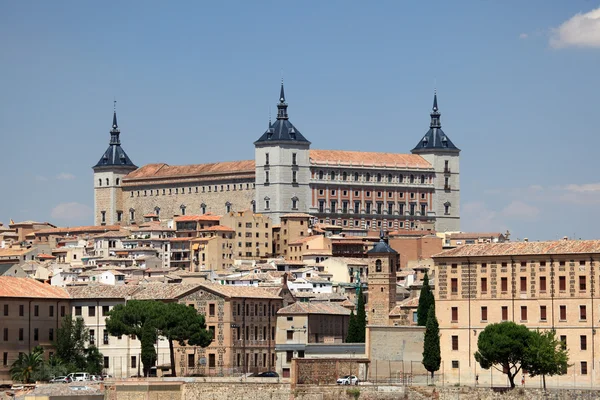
left=220, top=210, right=273, bottom=259
left=433, top=239, right=600, bottom=387
left=93, top=89, right=461, bottom=232
left=0, top=277, right=69, bottom=383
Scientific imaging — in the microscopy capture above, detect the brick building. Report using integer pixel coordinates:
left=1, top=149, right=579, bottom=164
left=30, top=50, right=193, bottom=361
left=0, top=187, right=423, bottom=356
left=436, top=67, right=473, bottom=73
left=93, top=86, right=461, bottom=232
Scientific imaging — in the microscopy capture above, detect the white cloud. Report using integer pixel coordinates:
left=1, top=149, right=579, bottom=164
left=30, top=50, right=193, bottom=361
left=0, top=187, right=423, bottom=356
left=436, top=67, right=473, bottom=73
left=51, top=202, right=92, bottom=222
left=563, top=183, right=600, bottom=193
left=461, top=201, right=504, bottom=232
left=519, top=33, right=528, bottom=39
left=501, top=200, right=540, bottom=219
left=550, top=7, right=600, bottom=48
left=56, top=173, right=75, bottom=181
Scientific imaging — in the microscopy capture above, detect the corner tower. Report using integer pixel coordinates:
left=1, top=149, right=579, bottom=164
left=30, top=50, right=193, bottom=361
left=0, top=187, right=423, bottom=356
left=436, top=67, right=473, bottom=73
left=92, top=106, right=137, bottom=226
left=411, top=92, right=460, bottom=232
left=254, top=82, right=311, bottom=224
left=367, top=232, right=399, bottom=326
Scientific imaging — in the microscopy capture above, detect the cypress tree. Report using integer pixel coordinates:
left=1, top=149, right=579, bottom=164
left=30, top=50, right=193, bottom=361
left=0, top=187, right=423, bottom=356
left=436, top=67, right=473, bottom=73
left=422, top=305, right=441, bottom=380
left=355, top=288, right=367, bottom=343
left=346, top=311, right=359, bottom=343
left=417, top=272, right=435, bottom=326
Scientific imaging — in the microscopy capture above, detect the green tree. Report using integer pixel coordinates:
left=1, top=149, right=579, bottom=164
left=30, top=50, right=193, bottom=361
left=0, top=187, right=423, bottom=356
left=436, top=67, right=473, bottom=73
left=417, top=272, right=434, bottom=326
left=54, top=314, right=89, bottom=370
left=85, top=345, right=104, bottom=375
left=523, top=330, right=570, bottom=390
left=474, top=322, right=532, bottom=388
left=355, top=288, right=367, bottom=343
left=346, top=311, right=360, bottom=343
left=106, top=300, right=212, bottom=377
left=422, top=305, right=441, bottom=380
left=10, top=348, right=44, bottom=383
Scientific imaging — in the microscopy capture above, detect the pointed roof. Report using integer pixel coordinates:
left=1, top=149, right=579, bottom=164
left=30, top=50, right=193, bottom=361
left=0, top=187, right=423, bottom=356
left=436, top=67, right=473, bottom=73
left=254, top=82, right=310, bottom=145
left=367, top=230, right=397, bottom=254
left=411, top=92, right=460, bottom=154
left=93, top=107, right=137, bottom=170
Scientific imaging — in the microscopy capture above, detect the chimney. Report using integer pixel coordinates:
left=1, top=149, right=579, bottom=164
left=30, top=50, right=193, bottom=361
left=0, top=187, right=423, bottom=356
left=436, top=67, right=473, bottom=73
left=523, top=238, right=528, bottom=242
left=563, top=236, right=569, bottom=241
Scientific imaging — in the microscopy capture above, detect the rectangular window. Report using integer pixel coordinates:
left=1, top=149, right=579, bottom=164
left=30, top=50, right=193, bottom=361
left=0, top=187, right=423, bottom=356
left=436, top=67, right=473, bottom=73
left=131, top=356, right=137, bottom=369
left=481, top=306, right=488, bottom=321
left=89, top=306, right=96, bottom=317
left=451, top=335, right=458, bottom=351
left=2, top=328, right=7, bottom=341
left=60, top=306, right=65, bottom=317
left=540, top=306, right=547, bottom=321
left=188, top=353, right=195, bottom=368
left=451, top=307, right=458, bottom=322
left=560, top=335, right=567, bottom=350
left=2, top=352, right=7, bottom=366
left=75, top=306, right=82, bottom=316
left=104, top=357, right=111, bottom=369
left=354, top=201, right=360, bottom=214
left=33, top=328, right=39, bottom=341
left=521, top=306, right=527, bottom=321
left=539, top=276, right=547, bottom=291
left=501, top=306, right=508, bottom=321
left=49, top=328, right=54, bottom=341
left=579, top=276, right=587, bottom=291
left=560, top=305, right=567, bottom=321
left=102, top=306, right=109, bottom=316
left=581, top=335, right=587, bottom=351
left=209, top=304, right=215, bottom=316
left=18, top=328, right=24, bottom=341
left=480, top=278, right=488, bottom=293
left=501, top=277, right=508, bottom=292
left=209, top=353, right=216, bottom=368
left=209, top=326, right=215, bottom=341
left=286, top=351, right=293, bottom=363
left=287, top=330, right=294, bottom=340
left=520, top=277, right=527, bottom=292
left=451, top=278, right=458, bottom=293
left=452, top=360, right=459, bottom=369
left=292, top=153, right=297, bottom=165
left=34, top=305, right=39, bottom=317
left=559, top=276, right=566, bottom=291
left=90, top=329, right=95, bottom=344
left=581, top=361, right=588, bottom=375
left=19, top=305, right=24, bottom=317
left=49, top=305, right=54, bottom=317
left=103, top=330, right=109, bottom=345
left=2, top=304, right=7, bottom=316
left=580, top=305, right=587, bottom=321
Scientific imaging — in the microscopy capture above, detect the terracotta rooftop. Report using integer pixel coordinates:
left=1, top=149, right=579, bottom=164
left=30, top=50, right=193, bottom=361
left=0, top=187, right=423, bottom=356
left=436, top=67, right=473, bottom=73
left=447, top=232, right=504, bottom=240
left=0, top=247, right=34, bottom=257
left=199, top=283, right=282, bottom=299
left=93, top=229, right=131, bottom=239
left=198, top=225, right=235, bottom=232
left=389, top=230, right=437, bottom=237
left=277, top=302, right=351, bottom=315
left=66, top=284, right=141, bottom=299
left=132, top=283, right=203, bottom=300
left=434, top=240, right=600, bottom=258
left=309, top=149, right=432, bottom=169
left=36, top=254, right=56, bottom=259
left=174, top=214, right=222, bottom=222
left=281, top=213, right=313, bottom=219
left=124, top=160, right=255, bottom=180
left=0, top=277, right=69, bottom=298
left=35, top=225, right=121, bottom=235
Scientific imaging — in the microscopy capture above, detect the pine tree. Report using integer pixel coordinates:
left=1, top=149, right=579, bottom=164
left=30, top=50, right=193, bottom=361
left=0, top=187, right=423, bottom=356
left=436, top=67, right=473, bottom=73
left=417, top=272, right=435, bottom=326
left=355, top=288, right=367, bottom=343
left=422, top=305, right=441, bottom=380
left=346, top=311, right=361, bottom=343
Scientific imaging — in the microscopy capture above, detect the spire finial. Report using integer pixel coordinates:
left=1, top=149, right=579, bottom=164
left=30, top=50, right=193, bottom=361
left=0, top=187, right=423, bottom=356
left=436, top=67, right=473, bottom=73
left=276, top=78, right=289, bottom=120
left=432, top=89, right=438, bottom=112
left=279, top=77, right=286, bottom=104
left=112, top=99, right=118, bottom=129
left=268, top=106, right=272, bottom=128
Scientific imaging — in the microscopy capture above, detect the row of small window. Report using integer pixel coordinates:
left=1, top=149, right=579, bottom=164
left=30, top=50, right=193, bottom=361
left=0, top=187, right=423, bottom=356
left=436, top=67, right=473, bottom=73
left=318, top=200, right=429, bottom=215
left=237, top=242, right=270, bottom=248
left=234, top=352, right=276, bottom=369
left=264, top=170, right=298, bottom=185
left=2, top=351, right=54, bottom=367
left=232, top=325, right=276, bottom=342
left=316, top=171, right=431, bottom=185
left=98, top=178, right=120, bottom=187
left=88, top=329, right=111, bottom=345
left=2, top=304, right=66, bottom=317
left=319, top=189, right=429, bottom=200
left=120, top=201, right=257, bottom=222
left=231, top=302, right=280, bottom=317
left=318, top=218, right=419, bottom=230
left=239, top=222, right=270, bottom=229
left=130, top=183, right=255, bottom=198
left=450, top=275, right=589, bottom=293
left=2, top=327, right=54, bottom=342
left=450, top=304, right=591, bottom=323
left=74, top=305, right=111, bottom=317
left=264, top=152, right=298, bottom=166
left=446, top=260, right=590, bottom=268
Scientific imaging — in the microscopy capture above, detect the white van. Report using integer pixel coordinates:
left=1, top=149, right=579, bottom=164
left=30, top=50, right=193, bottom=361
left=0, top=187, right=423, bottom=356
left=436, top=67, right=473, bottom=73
left=67, top=372, right=90, bottom=382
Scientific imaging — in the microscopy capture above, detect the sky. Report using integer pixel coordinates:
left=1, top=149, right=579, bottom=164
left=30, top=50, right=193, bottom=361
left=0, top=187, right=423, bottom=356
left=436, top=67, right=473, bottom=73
left=1, top=0, right=600, bottom=241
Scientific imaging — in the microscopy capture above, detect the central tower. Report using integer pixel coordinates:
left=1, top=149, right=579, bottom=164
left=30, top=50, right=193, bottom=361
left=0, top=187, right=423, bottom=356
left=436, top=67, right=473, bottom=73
left=254, top=82, right=311, bottom=224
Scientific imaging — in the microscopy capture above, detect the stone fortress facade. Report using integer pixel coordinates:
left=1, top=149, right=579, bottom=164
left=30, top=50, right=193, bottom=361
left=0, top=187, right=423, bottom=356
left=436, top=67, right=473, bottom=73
left=93, top=84, right=460, bottom=232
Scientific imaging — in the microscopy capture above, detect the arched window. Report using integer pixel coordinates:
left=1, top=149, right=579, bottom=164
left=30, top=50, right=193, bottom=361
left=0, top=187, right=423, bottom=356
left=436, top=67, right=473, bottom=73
left=116, top=178, right=120, bottom=185
left=180, top=204, right=186, bottom=216
left=330, top=171, right=336, bottom=180
left=225, top=201, right=232, bottom=213
left=106, top=178, right=109, bottom=185
left=420, top=175, right=425, bottom=184
left=154, top=206, right=160, bottom=216
left=98, top=179, right=102, bottom=187
left=342, top=172, right=347, bottom=181
left=399, top=174, right=403, bottom=183
left=201, top=203, right=207, bottom=214
left=377, top=173, right=382, bottom=182
left=366, top=173, right=371, bottom=181
left=319, top=171, right=324, bottom=179
left=410, top=175, right=414, bottom=184
left=387, top=174, right=392, bottom=183
left=354, top=172, right=359, bottom=181
left=375, top=259, right=382, bottom=272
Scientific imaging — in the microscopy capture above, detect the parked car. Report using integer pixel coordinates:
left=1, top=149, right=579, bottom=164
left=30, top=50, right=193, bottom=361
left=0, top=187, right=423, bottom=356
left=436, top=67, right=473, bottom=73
left=67, top=372, right=90, bottom=382
left=256, top=371, right=279, bottom=378
left=337, top=375, right=359, bottom=385
left=102, top=374, right=113, bottom=380
left=50, top=376, right=71, bottom=384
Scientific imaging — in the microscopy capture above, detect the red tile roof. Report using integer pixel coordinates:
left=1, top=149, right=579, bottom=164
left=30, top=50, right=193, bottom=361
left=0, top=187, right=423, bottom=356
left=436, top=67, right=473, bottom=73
left=174, top=214, right=221, bottom=222
left=277, top=302, right=351, bottom=315
left=36, top=254, right=56, bottom=259
left=0, top=277, right=68, bottom=298
left=309, top=150, right=432, bottom=169
left=124, top=161, right=255, bottom=180
left=35, top=225, right=121, bottom=235
left=434, top=240, right=600, bottom=258
left=198, top=225, right=235, bottom=232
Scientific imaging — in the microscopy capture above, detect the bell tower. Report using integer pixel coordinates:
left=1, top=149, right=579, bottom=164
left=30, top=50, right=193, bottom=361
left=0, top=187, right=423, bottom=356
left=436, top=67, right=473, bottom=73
left=366, top=231, right=399, bottom=326
left=92, top=103, right=137, bottom=226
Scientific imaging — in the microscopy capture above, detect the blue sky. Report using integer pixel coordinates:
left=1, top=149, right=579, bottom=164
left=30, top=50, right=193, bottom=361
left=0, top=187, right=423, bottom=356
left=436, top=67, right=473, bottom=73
left=1, top=1, right=600, bottom=240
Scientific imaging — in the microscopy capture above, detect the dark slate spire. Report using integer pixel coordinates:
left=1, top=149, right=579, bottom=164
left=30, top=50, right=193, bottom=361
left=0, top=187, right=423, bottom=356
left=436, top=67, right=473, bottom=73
left=93, top=103, right=137, bottom=169
left=254, top=82, right=310, bottom=144
left=411, top=91, right=460, bottom=153
left=367, top=230, right=397, bottom=254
